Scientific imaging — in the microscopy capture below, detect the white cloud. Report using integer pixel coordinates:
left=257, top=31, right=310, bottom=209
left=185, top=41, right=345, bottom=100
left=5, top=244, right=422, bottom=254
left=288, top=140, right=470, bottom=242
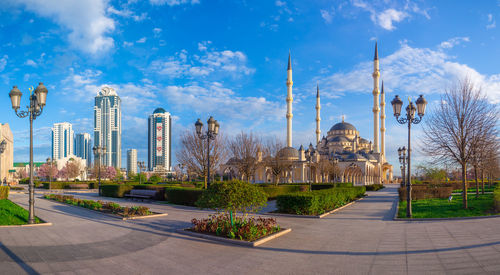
left=136, top=37, right=147, bottom=43
left=25, top=59, right=37, bottom=67
left=375, top=9, right=408, bottom=30
left=123, top=41, right=133, bottom=47
left=0, top=55, right=7, bottom=72
left=9, top=0, right=115, bottom=55
left=153, top=27, right=162, bottom=35
left=487, top=14, right=496, bottom=29
left=439, top=37, right=470, bottom=49
left=107, top=6, right=147, bottom=21
left=149, top=0, right=200, bottom=6
left=275, top=0, right=286, bottom=7
left=314, top=40, right=500, bottom=103
left=320, top=9, right=334, bottom=23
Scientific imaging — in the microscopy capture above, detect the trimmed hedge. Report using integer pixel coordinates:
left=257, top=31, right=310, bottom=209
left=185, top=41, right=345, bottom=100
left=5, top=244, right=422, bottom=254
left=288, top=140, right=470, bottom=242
left=365, top=184, right=385, bottom=191
left=398, top=186, right=453, bottom=201
left=494, top=185, right=500, bottom=213
left=0, top=186, right=9, bottom=199
left=165, top=187, right=204, bottom=206
left=257, top=184, right=302, bottom=200
left=100, top=185, right=134, bottom=198
left=41, top=181, right=98, bottom=189
left=276, top=186, right=366, bottom=215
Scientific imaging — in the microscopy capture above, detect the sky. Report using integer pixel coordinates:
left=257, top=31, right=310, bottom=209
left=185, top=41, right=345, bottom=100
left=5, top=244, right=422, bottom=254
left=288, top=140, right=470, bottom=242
left=1, top=0, right=499, bottom=174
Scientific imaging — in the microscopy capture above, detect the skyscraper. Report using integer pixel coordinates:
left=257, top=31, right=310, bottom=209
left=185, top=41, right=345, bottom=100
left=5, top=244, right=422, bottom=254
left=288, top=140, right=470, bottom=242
left=52, top=122, right=74, bottom=160
left=127, top=149, right=137, bottom=175
left=148, top=108, right=171, bottom=172
left=94, top=87, right=121, bottom=168
left=75, top=133, right=92, bottom=167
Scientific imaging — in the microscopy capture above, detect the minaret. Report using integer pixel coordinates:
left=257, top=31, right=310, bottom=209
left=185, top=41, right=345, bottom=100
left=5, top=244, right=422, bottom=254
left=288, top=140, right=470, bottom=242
left=372, top=42, right=380, bottom=153
left=315, top=84, right=321, bottom=145
left=286, top=51, right=293, bottom=147
left=380, top=81, right=386, bottom=161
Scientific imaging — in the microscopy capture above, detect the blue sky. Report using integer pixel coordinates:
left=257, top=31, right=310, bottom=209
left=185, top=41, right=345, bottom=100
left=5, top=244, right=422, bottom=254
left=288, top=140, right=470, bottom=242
left=1, top=0, right=499, bottom=172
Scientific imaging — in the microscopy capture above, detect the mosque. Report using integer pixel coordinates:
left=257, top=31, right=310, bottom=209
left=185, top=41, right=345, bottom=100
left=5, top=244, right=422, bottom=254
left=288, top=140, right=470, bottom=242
left=223, top=44, right=393, bottom=185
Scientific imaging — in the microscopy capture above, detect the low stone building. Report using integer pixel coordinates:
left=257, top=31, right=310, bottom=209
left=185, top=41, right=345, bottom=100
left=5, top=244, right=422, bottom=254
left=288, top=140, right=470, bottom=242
left=0, top=123, right=14, bottom=184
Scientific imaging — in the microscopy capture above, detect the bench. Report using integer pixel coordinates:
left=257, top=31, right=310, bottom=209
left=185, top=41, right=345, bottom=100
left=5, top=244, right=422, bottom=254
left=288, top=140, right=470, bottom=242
left=124, top=189, right=158, bottom=200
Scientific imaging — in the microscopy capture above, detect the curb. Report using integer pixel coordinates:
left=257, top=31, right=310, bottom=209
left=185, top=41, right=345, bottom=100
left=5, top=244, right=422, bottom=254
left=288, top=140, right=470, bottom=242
left=122, top=213, right=168, bottom=220
left=263, top=195, right=366, bottom=219
left=176, top=228, right=292, bottom=247
left=0, top=222, right=53, bottom=228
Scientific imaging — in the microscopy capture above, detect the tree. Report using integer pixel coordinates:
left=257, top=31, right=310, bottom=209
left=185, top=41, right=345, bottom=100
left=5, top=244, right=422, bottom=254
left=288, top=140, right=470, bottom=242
left=38, top=162, right=59, bottom=181
left=422, top=78, right=498, bottom=209
left=134, top=173, right=147, bottom=183
left=65, top=159, right=81, bottom=181
left=16, top=169, right=27, bottom=180
left=262, top=137, right=289, bottom=185
left=415, top=165, right=447, bottom=184
left=103, top=166, right=116, bottom=179
left=176, top=129, right=227, bottom=188
left=127, top=171, right=136, bottom=181
left=114, top=167, right=124, bottom=181
left=149, top=174, right=162, bottom=183
left=196, top=180, right=267, bottom=226
left=227, top=131, right=261, bottom=182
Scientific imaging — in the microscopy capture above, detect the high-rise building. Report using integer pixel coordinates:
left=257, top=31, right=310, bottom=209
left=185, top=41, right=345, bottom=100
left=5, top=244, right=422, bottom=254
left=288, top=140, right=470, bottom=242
left=94, top=87, right=121, bottom=168
left=148, top=108, right=171, bottom=172
left=52, top=122, right=74, bottom=160
left=75, top=133, right=92, bottom=167
left=127, top=149, right=137, bottom=175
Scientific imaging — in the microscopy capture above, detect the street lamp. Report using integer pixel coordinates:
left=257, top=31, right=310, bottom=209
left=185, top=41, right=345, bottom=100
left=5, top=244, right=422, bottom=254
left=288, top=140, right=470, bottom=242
left=9, top=83, right=48, bottom=224
left=391, top=94, right=427, bottom=218
left=398, top=147, right=407, bottom=188
left=138, top=161, right=145, bottom=184
left=194, top=117, right=219, bottom=188
left=93, top=146, right=106, bottom=194
left=177, top=163, right=185, bottom=183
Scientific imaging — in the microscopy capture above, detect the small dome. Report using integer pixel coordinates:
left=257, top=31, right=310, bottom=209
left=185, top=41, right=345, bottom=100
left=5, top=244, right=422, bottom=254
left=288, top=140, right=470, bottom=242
left=329, top=136, right=351, bottom=143
left=153, top=108, right=166, bottom=114
left=329, top=122, right=357, bottom=132
left=359, top=138, right=370, bottom=144
left=346, top=152, right=366, bottom=161
left=226, top=157, right=240, bottom=165
left=277, top=146, right=299, bottom=160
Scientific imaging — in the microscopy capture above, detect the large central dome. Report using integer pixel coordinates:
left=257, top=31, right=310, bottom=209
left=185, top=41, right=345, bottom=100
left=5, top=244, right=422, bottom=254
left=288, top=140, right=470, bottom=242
left=329, top=122, right=357, bottom=132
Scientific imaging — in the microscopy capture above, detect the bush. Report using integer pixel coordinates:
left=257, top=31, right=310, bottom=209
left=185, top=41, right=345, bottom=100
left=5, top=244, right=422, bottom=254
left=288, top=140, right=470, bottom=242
left=276, top=186, right=365, bottom=215
left=365, top=184, right=385, bottom=191
left=257, top=184, right=302, bottom=200
left=41, top=181, right=96, bottom=189
left=333, top=182, right=353, bottom=188
left=398, top=186, right=453, bottom=201
left=165, top=187, right=205, bottom=206
left=100, top=184, right=134, bottom=198
left=494, top=185, right=500, bottom=213
left=0, top=186, right=9, bottom=199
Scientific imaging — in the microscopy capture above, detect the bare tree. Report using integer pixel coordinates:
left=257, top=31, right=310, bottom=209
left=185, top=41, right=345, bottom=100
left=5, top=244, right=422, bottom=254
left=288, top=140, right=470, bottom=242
left=227, top=132, right=261, bottom=182
left=65, top=159, right=82, bottom=181
left=422, top=78, right=498, bottom=209
left=176, top=129, right=227, bottom=188
left=262, top=137, right=288, bottom=185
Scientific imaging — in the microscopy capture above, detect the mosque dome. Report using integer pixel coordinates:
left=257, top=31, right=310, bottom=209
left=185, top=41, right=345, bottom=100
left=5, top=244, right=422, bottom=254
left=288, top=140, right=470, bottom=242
left=329, top=122, right=357, bottom=132
left=329, top=136, right=351, bottom=143
left=277, top=146, right=299, bottom=160
left=346, top=152, right=367, bottom=161
left=153, top=108, right=166, bottom=114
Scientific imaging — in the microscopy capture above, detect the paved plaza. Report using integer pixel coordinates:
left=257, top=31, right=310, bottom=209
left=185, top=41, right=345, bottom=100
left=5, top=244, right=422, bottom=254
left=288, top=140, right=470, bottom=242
left=1, top=185, right=500, bottom=274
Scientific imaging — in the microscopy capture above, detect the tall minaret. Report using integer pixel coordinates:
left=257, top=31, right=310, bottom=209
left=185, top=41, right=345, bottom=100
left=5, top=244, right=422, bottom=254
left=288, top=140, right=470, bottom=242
left=286, top=51, right=293, bottom=147
left=372, top=42, right=380, bottom=153
left=315, top=84, right=321, bottom=145
left=380, top=81, right=386, bottom=161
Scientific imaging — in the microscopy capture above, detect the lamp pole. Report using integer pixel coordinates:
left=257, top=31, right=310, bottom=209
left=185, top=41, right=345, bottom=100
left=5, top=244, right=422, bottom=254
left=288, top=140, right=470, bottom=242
left=177, top=163, right=185, bottom=183
left=9, top=83, right=48, bottom=224
left=398, top=147, right=407, bottom=188
left=194, top=117, right=220, bottom=189
left=391, top=95, right=427, bottom=218
left=93, top=146, right=106, bottom=194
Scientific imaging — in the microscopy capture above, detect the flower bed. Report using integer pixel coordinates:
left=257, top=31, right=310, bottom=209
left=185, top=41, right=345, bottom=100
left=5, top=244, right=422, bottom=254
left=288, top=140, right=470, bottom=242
left=190, top=214, right=281, bottom=241
left=43, top=194, right=153, bottom=218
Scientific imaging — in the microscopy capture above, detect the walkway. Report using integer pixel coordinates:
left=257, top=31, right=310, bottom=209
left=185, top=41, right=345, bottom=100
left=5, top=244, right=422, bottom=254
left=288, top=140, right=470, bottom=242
left=1, top=185, right=500, bottom=274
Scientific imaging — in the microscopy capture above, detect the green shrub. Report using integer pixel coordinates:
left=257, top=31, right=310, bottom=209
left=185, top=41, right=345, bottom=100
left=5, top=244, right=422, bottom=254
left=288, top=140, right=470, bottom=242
left=334, top=182, right=353, bottom=188
left=311, top=184, right=337, bottom=190
left=100, top=184, right=134, bottom=198
left=165, top=187, right=204, bottom=206
left=0, top=186, right=9, bottom=199
left=19, top=178, right=30, bottom=184
left=276, top=186, right=365, bottom=215
left=257, top=184, right=302, bottom=200
left=494, top=185, right=500, bottom=213
left=365, top=184, right=385, bottom=191
left=398, top=186, right=453, bottom=201
left=41, top=181, right=96, bottom=189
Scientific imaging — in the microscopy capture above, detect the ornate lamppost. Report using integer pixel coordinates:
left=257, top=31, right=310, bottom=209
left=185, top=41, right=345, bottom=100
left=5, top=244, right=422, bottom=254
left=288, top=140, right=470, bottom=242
left=9, top=83, right=48, bottom=224
left=93, top=146, right=106, bottom=194
left=391, top=95, right=427, bottom=218
left=138, top=161, right=146, bottom=184
left=398, top=147, right=407, bottom=188
left=194, top=117, right=219, bottom=188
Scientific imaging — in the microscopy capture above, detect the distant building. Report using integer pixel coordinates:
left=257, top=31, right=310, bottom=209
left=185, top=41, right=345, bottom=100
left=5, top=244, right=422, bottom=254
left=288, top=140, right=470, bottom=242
left=148, top=108, right=172, bottom=173
left=54, top=155, right=87, bottom=181
left=0, top=123, right=14, bottom=183
left=127, top=149, right=137, bottom=175
left=94, top=87, right=121, bottom=168
left=75, top=133, right=92, bottom=167
left=52, top=122, right=74, bottom=160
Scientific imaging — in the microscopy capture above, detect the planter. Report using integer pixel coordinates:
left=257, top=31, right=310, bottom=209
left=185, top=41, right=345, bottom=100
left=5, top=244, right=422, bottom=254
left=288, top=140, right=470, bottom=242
left=268, top=196, right=365, bottom=218
left=177, top=228, right=292, bottom=247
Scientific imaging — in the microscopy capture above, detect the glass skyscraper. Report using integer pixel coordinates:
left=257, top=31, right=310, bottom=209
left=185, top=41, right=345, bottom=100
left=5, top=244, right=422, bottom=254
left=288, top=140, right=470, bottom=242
left=94, top=87, right=121, bottom=168
left=52, top=122, right=74, bottom=160
left=75, top=133, right=92, bottom=167
left=148, top=108, right=171, bottom=172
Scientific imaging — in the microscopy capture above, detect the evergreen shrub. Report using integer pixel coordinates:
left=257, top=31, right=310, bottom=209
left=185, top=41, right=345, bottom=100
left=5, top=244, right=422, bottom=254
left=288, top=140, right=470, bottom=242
left=365, top=184, right=385, bottom=191
left=0, top=186, right=9, bottom=199
left=100, top=184, right=134, bottom=197
left=494, top=185, right=500, bottom=213
left=165, top=187, right=204, bottom=206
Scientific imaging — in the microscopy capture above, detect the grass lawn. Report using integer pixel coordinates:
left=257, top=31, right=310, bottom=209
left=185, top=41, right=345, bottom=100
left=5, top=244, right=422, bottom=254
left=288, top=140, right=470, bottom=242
left=0, top=199, right=41, bottom=225
left=398, top=194, right=498, bottom=219
left=452, top=186, right=496, bottom=193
